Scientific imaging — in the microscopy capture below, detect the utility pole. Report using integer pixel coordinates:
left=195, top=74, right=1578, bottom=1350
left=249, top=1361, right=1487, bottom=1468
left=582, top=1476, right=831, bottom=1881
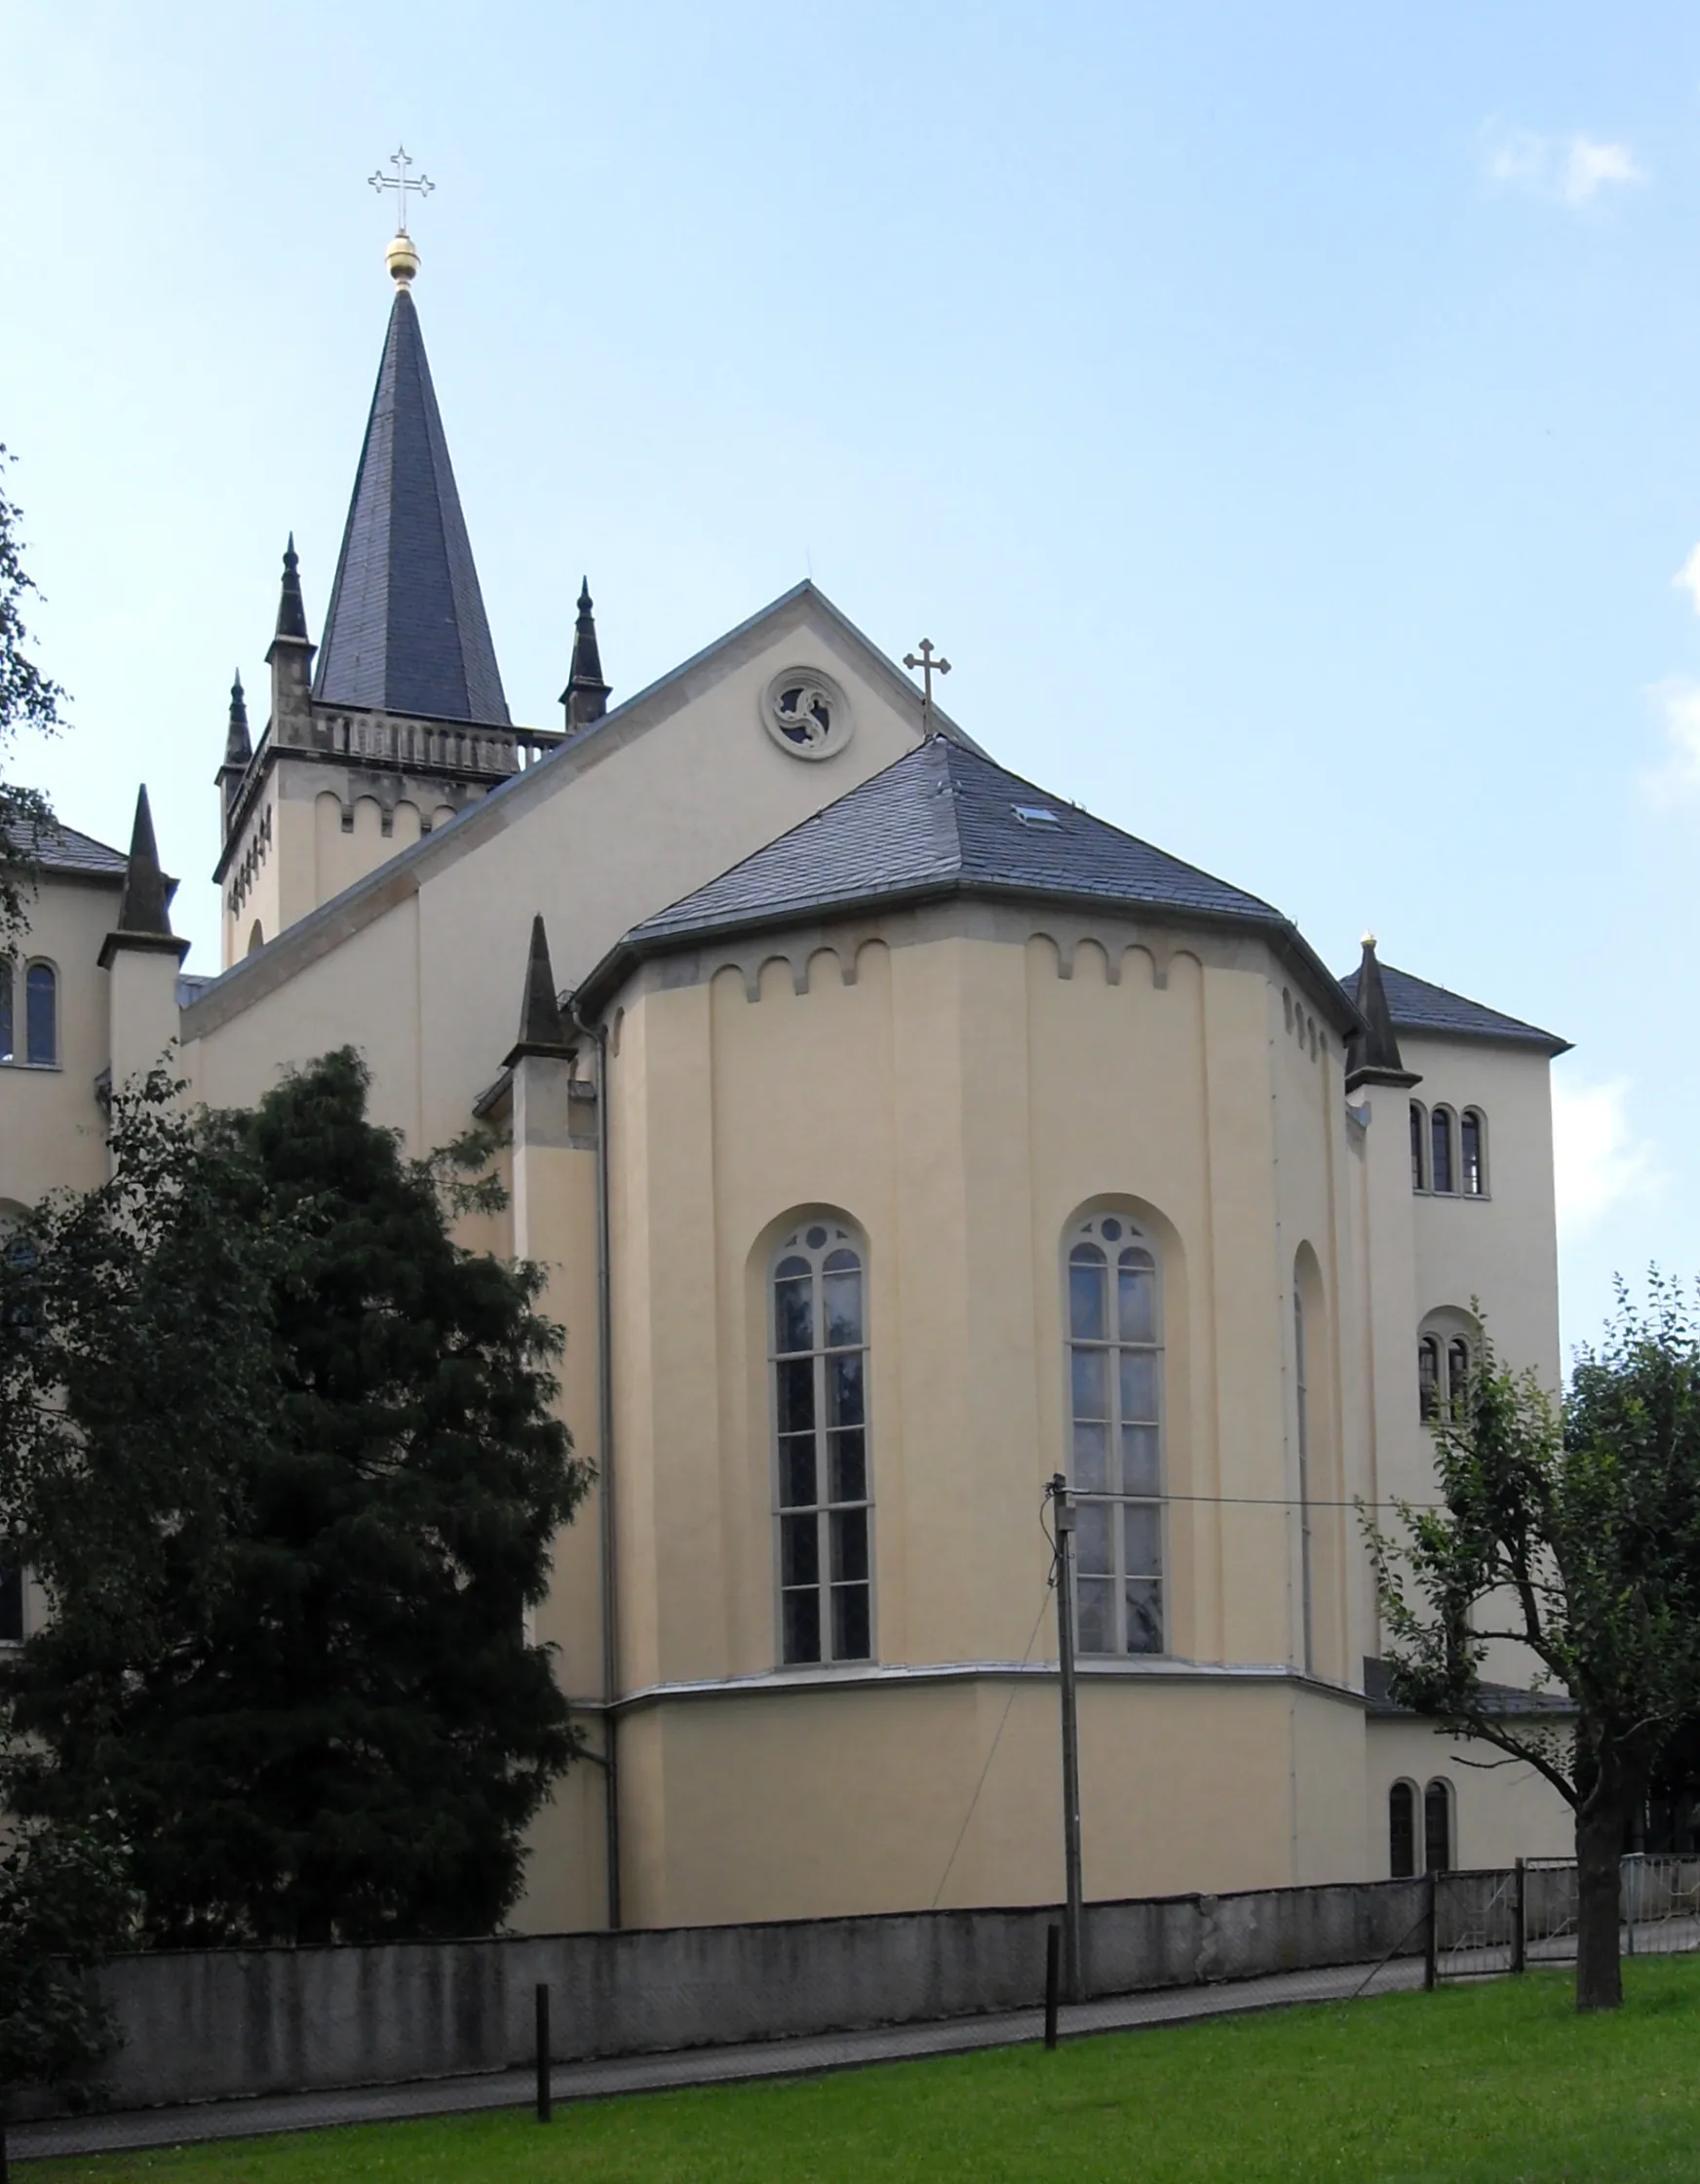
left=1048, top=1472, right=1085, bottom=2001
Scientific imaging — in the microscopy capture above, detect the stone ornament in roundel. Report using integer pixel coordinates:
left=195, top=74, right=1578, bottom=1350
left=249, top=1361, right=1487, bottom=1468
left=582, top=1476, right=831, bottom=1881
left=761, top=668, right=854, bottom=760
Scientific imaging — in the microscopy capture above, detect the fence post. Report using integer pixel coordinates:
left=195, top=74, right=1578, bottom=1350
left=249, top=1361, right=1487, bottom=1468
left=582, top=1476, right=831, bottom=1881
left=1511, top=1858, right=1526, bottom=1974
left=1423, top=1870, right=1438, bottom=1991
left=1044, top=1924, right=1061, bottom=2050
left=534, top=1982, right=553, bottom=2124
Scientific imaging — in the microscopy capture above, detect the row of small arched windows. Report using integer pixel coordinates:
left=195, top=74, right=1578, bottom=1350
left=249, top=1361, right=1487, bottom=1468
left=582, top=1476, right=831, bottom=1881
left=0, top=958, right=58, bottom=1068
left=1410, top=1103, right=1486, bottom=1196
left=1390, top=1777, right=1454, bottom=1876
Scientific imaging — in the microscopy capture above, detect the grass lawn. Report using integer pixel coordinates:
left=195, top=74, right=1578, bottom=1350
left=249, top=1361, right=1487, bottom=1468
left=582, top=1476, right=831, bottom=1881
left=29, top=1956, right=1700, bottom=2184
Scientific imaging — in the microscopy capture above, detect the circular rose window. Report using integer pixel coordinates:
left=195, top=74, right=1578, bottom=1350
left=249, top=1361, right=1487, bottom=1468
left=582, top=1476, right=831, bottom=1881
left=762, top=668, right=853, bottom=760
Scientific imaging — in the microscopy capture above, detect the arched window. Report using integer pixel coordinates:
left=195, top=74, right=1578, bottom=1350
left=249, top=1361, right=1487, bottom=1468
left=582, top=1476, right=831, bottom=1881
left=1461, top=1110, right=1486, bottom=1196
left=1430, top=1107, right=1454, bottom=1194
left=1447, top=1338, right=1470, bottom=1420
left=24, top=962, right=56, bottom=1067
left=1294, top=1283, right=1313, bottom=1675
left=0, top=956, right=12, bottom=1064
left=1409, top=1103, right=1426, bottom=1191
left=1418, top=1336, right=1441, bottom=1423
left=1389, top=1780, right=1417, bottom=1878
left=1424, top=1778, right=1454, bottom=1873
left=0, top=1562, right=20, bottom=1645
left=248, top=921, right=265, bottom=956
left=771, top=1219, right=871, bottom=1666
left=1067, top=1211, right=1164, bottom=1657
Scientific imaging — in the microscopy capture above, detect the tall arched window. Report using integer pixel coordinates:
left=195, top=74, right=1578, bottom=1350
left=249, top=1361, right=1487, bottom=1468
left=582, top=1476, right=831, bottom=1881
left=24, top=962, right=56, bottom=1067
left=1461, top=1110, right=1486, bottom=1196
left=1067, top=1211, right=1164, bottom=1656
left=1389, top=1780, right=1417, bottom=1878
left=1294, top=1284, right=1313, bottom=1675
left=0, top=956, right=12, bottom=1064
left=1424, top=1778, right=1454, bottom=1872
left=1430, top=1107, right=1454, bottom=1194
left=771, top=1219, right=871, bottom=1666
left=1410, top=1102, right=1426, bottom=1191
left=1418, top=1336, right=1441, bottom=1423
left=0, top=1562, right=20, bottom=1645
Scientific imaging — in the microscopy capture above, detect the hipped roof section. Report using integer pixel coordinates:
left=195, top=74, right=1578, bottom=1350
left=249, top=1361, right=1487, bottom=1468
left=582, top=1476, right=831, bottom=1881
left=577, top=736, right=1363, bottom=1035
left=1336, top=961, right=1569, bottom=1057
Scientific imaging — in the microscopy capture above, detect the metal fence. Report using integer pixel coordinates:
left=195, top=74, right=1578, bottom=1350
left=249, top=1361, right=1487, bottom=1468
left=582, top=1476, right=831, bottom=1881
left=1430, top=1853, right=1700, bottom=1981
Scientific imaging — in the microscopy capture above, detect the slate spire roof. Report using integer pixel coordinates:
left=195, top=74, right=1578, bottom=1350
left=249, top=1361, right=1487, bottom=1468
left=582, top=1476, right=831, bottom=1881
left=587, top=738, right=1355, bottom=1025
left=222, top=671, right=251, bottom=771
left=312, top=287, right=510, bottom=726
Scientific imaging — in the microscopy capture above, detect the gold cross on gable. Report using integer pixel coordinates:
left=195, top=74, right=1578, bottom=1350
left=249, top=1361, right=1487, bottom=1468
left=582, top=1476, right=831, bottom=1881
left=368, top=145, right=435, bottom=233
left=903, top=638, right=951, bottom=732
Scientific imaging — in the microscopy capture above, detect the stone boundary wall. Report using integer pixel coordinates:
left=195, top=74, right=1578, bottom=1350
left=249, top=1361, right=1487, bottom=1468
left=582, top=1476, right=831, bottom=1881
left=63, top=1877, right=1430, bottom=2116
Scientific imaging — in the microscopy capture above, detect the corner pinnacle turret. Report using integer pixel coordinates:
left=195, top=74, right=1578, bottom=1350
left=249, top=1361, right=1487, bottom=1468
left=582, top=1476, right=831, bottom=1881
left=560, top=579, right=611, bottom=732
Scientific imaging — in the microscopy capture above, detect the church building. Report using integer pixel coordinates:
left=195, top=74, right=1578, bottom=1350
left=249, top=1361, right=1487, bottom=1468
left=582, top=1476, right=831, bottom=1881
left=0, top=219, right=1577, bottom=1932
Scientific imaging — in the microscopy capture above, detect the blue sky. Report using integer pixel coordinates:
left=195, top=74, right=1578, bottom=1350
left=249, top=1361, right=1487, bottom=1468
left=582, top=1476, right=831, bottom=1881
left=2, top=1, right=1695, bottom=1351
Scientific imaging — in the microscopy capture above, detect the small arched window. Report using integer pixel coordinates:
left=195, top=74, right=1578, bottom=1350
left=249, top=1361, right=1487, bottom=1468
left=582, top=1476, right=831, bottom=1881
left=1447, top=1338, right=1470, bottom=1420
left=1424, top=1778, right=1454, bottom=1873
left=1067, top=1212, right=1165, bottom=1657
left=1418, top=1336, right=1441, bottom=1423
left=1461, top=1110, right=1486, bottom=1196
left=0, top=956, right=12, bottom=1064
left=248, top=921, right=265, bottom=956
left=23, top=962, right=56, bottom=1067
left=1430, top=1107, right=1454, bottom=1194
left=1409, top=1102, right=1426, bottom=1191
left=1389, top=1780, right=1417, bottom=1878
left=771, top=1219, right=871, bottom=1666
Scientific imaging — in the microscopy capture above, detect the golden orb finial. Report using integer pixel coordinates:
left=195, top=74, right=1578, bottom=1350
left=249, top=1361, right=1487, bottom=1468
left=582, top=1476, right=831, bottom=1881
left=1361, top=930, right=1377, bottom=952
left=385, top=230, right=420, bottom=289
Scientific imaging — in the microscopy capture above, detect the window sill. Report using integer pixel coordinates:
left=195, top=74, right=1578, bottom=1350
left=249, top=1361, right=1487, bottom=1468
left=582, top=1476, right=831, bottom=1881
left=0, top=1061, right=61, bottom=1073
left=1411, top=1189, right=1491, bottom=1203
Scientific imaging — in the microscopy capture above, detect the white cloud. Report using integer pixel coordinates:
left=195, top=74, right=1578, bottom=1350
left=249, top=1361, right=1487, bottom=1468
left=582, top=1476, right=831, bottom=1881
left=1674, top=544, right=1700, bottom=616
left=1552, top=1077, right=1660, bottom=1236
left=1483, top=126, right=1647, bottom=209
left=1642, top=677, right=1700, bottom=804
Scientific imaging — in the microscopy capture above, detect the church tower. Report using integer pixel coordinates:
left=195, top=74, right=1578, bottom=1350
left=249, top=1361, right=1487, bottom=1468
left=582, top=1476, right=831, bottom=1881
left=212, top=223, right=567, bottom=968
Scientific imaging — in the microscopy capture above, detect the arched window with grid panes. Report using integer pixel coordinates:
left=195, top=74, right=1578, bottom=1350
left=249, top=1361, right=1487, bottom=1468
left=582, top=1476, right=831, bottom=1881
left=1066, top=1212, right=1165, bottom=1656
left=771, top=1219, right=871, bottom=1666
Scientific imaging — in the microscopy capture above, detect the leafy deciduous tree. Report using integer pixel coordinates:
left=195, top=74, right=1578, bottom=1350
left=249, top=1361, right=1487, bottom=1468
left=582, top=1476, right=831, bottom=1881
left=0, top=448, right=64, bottom=951
left=1370, top=1284, right=1700, bottom=2011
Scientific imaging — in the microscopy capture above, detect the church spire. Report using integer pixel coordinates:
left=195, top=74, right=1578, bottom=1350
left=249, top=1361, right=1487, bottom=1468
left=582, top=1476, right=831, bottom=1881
left=311, top=248, right=510, bottom=726
left=274, top=534, right=309, bottom=644
left=560, top=578, right=611, bottom=732
left=1345, top=933, right=1418, bottom=1090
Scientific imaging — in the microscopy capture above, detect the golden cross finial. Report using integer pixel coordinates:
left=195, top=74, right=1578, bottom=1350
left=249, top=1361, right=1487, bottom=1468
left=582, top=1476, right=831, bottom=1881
left=368, top=145, right=435, bottom=234
left=903, top=638, right=951, bottom=733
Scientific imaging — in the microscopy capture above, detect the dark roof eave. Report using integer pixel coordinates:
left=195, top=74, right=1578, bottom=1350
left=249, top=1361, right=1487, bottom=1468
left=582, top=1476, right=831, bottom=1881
left=577, top=877, right=1366, bottom=1041
left=1394, top=1022, right=1574, bottom=1061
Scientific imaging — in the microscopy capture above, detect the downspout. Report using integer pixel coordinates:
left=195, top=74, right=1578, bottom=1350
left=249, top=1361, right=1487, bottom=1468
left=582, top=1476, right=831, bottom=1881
left=566, top=992, right=621, bottom=1930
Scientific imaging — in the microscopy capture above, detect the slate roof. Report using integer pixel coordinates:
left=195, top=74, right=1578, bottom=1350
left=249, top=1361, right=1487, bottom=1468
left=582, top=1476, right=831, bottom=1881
left=590, top=739, right=1354, bottom=1022
left=1337, top=963, right=1568, bottom=1056
left=12, top=819, right=128, bottom=878
left=312, top=288, right=511, bottom=726
left=1363, top=1657, right=1574, bottom=1719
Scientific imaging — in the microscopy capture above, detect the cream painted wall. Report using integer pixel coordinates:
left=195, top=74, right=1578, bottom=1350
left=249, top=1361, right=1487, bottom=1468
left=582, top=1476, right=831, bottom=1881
left=0, top=872, right=125, bottom=1206
left=1366, top=1717, right=1573, bottom=1874
left=567, top=903, right=1383, bottom=1927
